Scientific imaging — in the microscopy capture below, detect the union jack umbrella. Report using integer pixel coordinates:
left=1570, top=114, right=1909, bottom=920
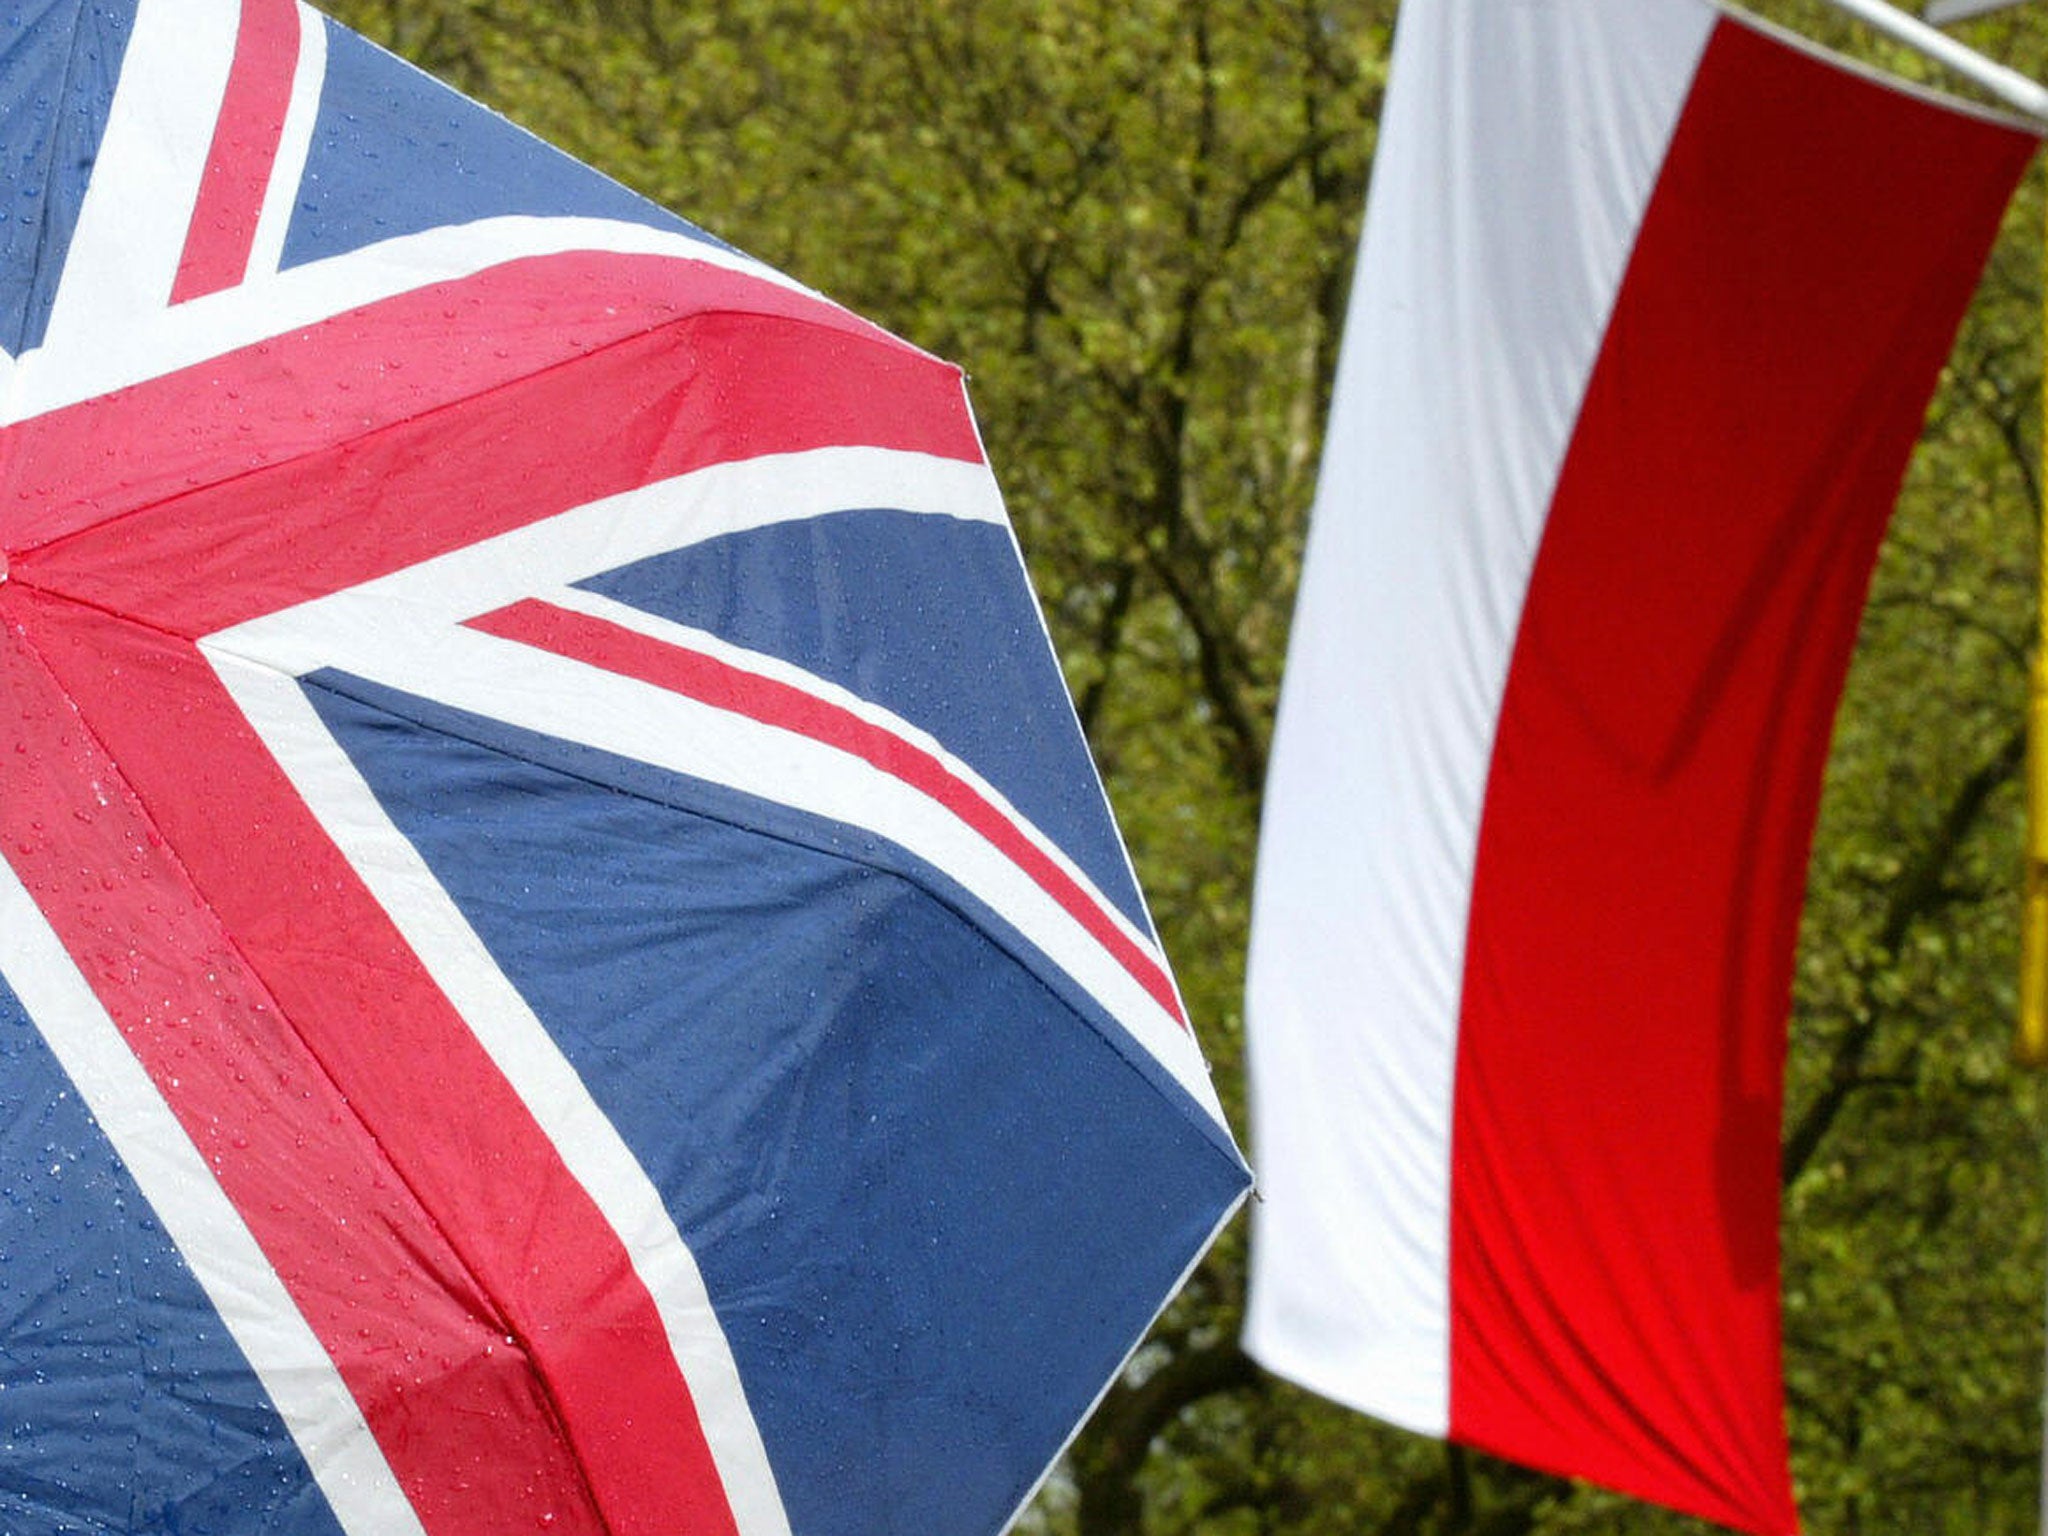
left=0, top=4, right=1250, bottom=1533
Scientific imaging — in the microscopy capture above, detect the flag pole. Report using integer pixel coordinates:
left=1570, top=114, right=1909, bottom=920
left=1812, top=0, right=2048, bottom=120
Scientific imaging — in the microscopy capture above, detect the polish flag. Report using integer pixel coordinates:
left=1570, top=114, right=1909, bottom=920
left=1242, top=4, right=2037, bottom=1532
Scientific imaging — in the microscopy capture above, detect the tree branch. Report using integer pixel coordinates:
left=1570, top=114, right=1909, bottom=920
left=1781, top=725, right=2024, bottom=1186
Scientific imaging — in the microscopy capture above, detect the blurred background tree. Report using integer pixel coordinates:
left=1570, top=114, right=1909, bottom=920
left=321, top=2, right=2048, bottom=1529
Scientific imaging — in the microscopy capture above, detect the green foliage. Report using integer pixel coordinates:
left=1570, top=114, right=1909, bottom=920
left=322, top=3, right=2048, bottom=1531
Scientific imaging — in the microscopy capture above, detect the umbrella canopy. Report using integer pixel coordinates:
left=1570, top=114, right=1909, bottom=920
left=0, top=4, right=1250, bottom=1534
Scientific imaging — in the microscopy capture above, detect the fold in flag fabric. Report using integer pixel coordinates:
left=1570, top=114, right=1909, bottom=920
left=1243, top=3, right=2035, bottom=1532
left=0, top=4, right=1249, bottom=1534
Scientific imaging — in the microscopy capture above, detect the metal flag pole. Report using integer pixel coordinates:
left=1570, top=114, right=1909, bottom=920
left=1817, top=0, right=2048, bottom=118
left=1929, top=0, right=2041, bottom=24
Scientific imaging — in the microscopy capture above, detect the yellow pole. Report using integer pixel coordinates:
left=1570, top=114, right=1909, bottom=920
left=2025, top=713, right=2048, bottom=1064
left=2023, top=178, right=2048, bottom=1068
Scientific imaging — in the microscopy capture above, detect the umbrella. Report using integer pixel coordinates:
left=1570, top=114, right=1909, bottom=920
left=0, top=3, right=1250, bottom=1533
